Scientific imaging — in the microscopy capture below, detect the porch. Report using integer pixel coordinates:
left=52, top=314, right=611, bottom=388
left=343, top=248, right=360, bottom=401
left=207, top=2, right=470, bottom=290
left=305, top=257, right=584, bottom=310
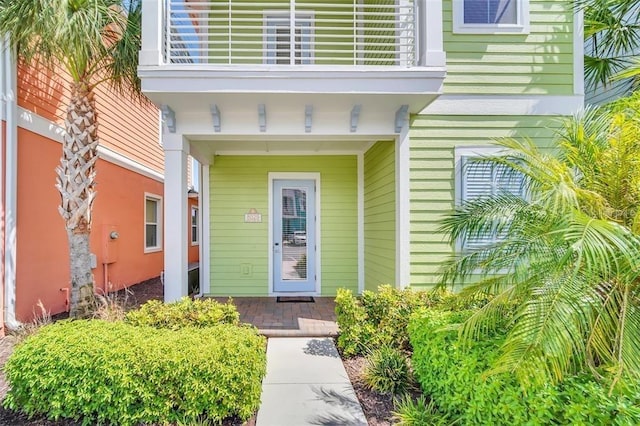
left=212, top=297, right=338, bottom=337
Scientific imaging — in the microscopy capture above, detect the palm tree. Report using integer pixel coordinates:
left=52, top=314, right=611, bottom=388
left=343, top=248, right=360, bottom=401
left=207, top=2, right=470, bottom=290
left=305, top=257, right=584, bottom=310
left=0, top=0, right=142, bottom=318
left=577, top=0, right=640, bottom=92
left=441, top=99, right=640, bottom=389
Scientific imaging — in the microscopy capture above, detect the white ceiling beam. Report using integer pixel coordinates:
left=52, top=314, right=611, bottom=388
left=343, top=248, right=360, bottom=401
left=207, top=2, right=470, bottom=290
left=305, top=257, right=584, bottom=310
left=350, top=104, right=361, bottom=133
left=210, top=104, right=221, bottom=132
left=395, top=104, right=409, bottom=133
left=304, top=105, right=313, bottom=133
left=258, top=104, right=266, bottom=132
left=160, top=104, right=176, bottom=133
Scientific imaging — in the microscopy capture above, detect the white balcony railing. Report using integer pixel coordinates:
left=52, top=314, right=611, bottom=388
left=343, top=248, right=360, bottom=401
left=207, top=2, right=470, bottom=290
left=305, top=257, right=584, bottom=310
left=164, top=0, right=418, bottom=66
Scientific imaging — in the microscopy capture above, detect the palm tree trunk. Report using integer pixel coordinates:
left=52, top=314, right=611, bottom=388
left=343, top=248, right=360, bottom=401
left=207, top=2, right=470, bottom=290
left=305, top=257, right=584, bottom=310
left=56, top=80, right=98, bottom=318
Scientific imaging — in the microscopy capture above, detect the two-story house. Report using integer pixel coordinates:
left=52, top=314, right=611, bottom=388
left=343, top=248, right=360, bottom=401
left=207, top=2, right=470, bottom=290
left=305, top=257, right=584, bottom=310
left=139, top=0, right=584, bottom=301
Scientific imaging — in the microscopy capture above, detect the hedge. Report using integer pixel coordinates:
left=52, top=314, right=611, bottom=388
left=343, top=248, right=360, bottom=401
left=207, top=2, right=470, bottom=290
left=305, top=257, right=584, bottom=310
left=125, top=297, right=239, bottom=329
left=335, top=285, right=445, bottom=356
left=408, top=309, right=640, bottom=425
left=4, top=320, right=266, bottom=426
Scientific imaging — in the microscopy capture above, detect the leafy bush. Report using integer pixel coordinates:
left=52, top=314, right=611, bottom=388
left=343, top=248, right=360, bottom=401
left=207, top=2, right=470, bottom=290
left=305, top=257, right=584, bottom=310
left=362, top=345, right=411, bottom=395
left=125, top=297, right=239, bottom=329
left=408, top=309, right=640, bottom=425
left=335, top=285, right=445, bottom=356
left=335, top=288, right=375, bottom=356
left=4, top=320, right=266, bottom=425
left=392, top=395, right=450, bottom=426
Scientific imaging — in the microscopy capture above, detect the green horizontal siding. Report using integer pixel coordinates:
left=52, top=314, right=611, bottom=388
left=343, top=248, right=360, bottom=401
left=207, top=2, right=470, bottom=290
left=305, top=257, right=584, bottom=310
left=443, top=0, right=575, bottom=95
left=208, top=155, right=358, bottom=296
left=364, top=140, right=396, bottom=291
left=408, top=114, right=560, bottom=289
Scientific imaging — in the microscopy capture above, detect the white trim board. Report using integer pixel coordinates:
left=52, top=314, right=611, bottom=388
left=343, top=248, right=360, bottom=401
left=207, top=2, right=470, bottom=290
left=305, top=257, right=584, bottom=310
left=420, top=95, right=584, bottom=116
left=396, top=124, right=411, bottom=289
left=573, top=8, right=585, bottom=96
left=357, top=152, right=365, bottom=294
left=15, top=107, right=164, bottom=182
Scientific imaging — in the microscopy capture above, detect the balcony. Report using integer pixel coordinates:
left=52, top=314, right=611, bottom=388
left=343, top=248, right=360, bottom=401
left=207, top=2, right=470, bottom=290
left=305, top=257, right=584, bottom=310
left=139, top=0, right=445, bottom=136
left=166, top=0, right=420, bottom=66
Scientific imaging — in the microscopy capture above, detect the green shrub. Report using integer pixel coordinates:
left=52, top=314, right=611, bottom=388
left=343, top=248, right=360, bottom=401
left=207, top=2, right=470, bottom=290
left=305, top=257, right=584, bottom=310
left=392, top=395, right=450, bottom=426
left=4, top=320, right=266, bottom=425
left=408, top=309, right=640, bottom=425
left=335, top=288, right=375, bottom=356
left=362, top=345, right=411, bottom=395
left=125, top=297, right=239, bottom=329
left=335, top=285, right=445, bottom=356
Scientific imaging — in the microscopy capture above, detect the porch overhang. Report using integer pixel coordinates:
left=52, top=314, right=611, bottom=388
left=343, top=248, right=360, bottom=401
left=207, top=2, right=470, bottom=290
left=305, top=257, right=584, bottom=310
left=139, top=66, right=445, bottom=110
left=147, top=90, right=441, bottom=166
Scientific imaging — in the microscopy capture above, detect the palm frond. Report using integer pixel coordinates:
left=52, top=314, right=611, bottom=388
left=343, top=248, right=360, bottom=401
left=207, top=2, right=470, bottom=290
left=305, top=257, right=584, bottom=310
left=440, top=101, right=640, bottom=387
left=0, top=0, right=141, bottom=95
left=577, top=0, right=640, bottom=89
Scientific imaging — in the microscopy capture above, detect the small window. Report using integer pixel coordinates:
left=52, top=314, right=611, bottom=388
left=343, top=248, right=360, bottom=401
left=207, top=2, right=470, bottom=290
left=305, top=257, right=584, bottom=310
left=191, top=206, right=199, bottom=245
left=265, top=12, right=313, bottom=64
left=453, top=0, right=529, bottom=34
left=457, top=149, right=525, bottom=250
left=145, top=194, right=162, bottom=252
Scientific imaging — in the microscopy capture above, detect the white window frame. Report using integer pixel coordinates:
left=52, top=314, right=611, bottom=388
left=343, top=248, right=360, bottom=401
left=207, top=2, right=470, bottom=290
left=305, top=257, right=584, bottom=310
left=191, top=206, right=199, bottom=246
left=455, top=146, right=525, bottom=252
left=263, top=11, right=315, bottom=65
left=144, top=193, right=163, bottom=253
left=453, top=0, right=530, bottom=34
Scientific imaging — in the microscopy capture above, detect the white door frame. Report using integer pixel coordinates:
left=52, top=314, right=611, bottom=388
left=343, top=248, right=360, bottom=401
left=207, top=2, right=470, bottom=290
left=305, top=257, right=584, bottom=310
left=268, top=172, right=321, bottom=296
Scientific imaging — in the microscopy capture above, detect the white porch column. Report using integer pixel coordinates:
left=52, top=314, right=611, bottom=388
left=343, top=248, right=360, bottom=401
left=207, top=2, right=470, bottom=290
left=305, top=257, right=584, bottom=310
left=163, top=133, right=189, bottom=302
left=139, top=0, right=163, bottom=66
left=421, top=0, right=446, bottom=67
left=396, top=123, right=411, bottom=289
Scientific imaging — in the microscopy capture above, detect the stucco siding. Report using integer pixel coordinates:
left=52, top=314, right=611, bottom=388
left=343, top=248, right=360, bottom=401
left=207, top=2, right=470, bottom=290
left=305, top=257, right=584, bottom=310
left=208, top=155, right=358, bottom=296
left=364, top=141, right=396, bottom=291
left=15, top=128, right=164, bottom=321
left=442, top=0, right=575, bottom=95
left=408, top=114, right=559, bottom=289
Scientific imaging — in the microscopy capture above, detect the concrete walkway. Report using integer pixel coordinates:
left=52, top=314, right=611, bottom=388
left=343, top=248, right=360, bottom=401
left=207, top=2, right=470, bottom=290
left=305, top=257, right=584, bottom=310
left=256, top=338, right=367, bottom=426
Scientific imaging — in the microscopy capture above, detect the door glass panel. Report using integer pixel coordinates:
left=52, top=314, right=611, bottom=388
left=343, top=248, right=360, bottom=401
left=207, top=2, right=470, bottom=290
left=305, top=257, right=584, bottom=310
left=281, top=188, right=307, bottom=280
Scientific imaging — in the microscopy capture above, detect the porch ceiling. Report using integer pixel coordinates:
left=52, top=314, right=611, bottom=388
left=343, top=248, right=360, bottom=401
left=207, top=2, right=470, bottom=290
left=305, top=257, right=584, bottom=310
left=189, top=135, right=378, bottom=162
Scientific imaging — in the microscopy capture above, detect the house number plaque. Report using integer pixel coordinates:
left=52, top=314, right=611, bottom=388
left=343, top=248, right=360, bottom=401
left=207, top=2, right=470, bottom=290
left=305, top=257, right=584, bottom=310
left=244, top=208, right=262, bottom=223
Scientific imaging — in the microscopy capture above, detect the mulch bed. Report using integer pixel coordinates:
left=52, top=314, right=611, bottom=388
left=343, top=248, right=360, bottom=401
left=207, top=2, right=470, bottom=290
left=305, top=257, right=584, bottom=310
left=343, top=356, right=396, bottom=426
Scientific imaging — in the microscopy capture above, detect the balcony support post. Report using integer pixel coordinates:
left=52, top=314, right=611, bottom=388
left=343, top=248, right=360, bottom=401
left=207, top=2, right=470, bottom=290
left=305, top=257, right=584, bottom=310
left=421, top=0, right=446, bottom=67
left=140, top=0, right=163, bottom=66
left=163, top=133, right=189, bottom=303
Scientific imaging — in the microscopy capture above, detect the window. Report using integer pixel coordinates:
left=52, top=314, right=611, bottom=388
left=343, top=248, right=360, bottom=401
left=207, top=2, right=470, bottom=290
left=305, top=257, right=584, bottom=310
left=191, top=206, right=199, bottom=245
left=453, top=0, right=529, bottom=34
left=457, top=148, right=525, bottom=250
left=145, top=194, right=162, bottom=252
left=265, top=12, right=313, bottom=64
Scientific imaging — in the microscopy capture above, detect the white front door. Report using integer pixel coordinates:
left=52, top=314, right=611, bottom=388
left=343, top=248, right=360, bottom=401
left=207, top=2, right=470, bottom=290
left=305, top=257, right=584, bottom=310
left=273, top=179, right=316, bottom=292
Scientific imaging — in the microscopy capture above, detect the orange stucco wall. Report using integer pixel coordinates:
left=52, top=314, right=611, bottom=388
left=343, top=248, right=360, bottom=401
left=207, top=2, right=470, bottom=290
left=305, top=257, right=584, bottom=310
left=15, top=128, right=164, bottom=321
left=188, top=197, right=200, bottom=264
